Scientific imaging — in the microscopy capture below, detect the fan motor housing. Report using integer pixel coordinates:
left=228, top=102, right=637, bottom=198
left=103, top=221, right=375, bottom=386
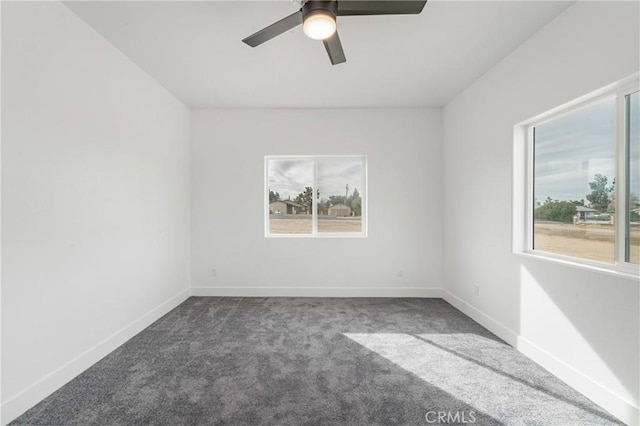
left=302, top=1, right=338, bottom=20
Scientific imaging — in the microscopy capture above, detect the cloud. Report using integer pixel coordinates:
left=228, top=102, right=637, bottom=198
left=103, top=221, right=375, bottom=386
left=630, top=91, right=640, bottom=197
left=318, top=162, right=363, bottom=200
left=534, top=98, right=615, bottom=202
left=268, top=159, right=313, bottom=200
left=267, top=159, right=364, bottom=202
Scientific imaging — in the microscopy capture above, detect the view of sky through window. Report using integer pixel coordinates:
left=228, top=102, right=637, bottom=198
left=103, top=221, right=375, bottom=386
left=267, top=159, right=313, bottom=202
left=534, top=98, right=615, bottom=205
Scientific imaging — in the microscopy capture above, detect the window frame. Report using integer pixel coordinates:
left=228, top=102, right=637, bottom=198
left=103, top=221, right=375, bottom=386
left=514, top=75, right=640, bottom=279
left=264, top=155, right=368, bottom=238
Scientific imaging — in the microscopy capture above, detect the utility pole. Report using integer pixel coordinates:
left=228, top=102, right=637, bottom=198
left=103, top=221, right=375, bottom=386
left=345, top=184, right=349, bottom=205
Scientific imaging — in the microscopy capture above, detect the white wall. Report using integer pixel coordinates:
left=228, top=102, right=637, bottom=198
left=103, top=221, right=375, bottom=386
left=191, top=108, right=442, bottom=297
left=4, top=0, right=636, bottom=424
left=1, top=2, right=191, bottom=423
left=442, top=2, right=639, bottom=424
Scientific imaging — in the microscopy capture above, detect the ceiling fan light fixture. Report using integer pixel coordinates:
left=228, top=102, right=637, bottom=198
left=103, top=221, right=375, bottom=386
left=242, top=0, right=428, bottom=65
left=303, top=11, right=336, bottom=40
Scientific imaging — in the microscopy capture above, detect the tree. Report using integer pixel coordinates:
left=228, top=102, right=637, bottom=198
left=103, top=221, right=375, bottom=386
left=350, top=188, right=361, bottom=216
left=269, top=190, right=280, bottom=203
left=630, top=194, right=640, bottom=221
left=535, top=199, right=582, bottom=223
left=586, top=174, right=614, bottom=213
left=328, top=195, right=346, bottom=205
left=295, top=187, right=314, bottom=211
left=351, top=197, right=362, bottom=217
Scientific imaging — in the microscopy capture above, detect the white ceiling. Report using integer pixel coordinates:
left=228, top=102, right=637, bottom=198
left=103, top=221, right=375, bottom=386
left=65, top=1, right=573, bottom=108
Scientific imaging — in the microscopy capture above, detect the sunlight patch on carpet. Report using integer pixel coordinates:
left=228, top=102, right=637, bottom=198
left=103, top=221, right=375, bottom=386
left=343, top=333, right=614, bottom=425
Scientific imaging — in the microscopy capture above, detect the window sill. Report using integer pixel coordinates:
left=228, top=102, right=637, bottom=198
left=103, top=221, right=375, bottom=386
left=265, top=233, right=367, bottom=239
left=514, top=251, right=639, bottom=281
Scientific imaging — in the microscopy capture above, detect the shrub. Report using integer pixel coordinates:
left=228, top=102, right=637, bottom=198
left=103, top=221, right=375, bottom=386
left=535, top=201, right=577, bottom=223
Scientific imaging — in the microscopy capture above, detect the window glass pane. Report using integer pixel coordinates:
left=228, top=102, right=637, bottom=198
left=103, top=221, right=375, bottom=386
left=267, top=159, right=312, bottom=234
left=627, top=91, right=640, bottom=264
left=317, top=161, right=363, bottom=233
left=533, top=98, right=615, bottom=263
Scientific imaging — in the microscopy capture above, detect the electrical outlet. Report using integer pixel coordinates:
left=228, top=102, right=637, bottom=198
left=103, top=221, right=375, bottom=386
left=211, top=269, right=217, bottom=277
left=474, top=285, right=480, bottom=296
left=397, top=269, right=404, bottom=278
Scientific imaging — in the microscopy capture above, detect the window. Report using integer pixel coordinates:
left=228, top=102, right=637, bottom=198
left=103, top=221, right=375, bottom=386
left=532, top=98, right=616, bottom=263
left=626, top=91, right=639, bottom=264
left=265, top=156, right=367, bottom=237
left=515, top=76, right=639, bottom=276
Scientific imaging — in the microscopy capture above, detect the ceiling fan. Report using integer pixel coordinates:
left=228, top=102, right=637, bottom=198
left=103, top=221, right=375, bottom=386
left=242, top=0, right=428, bottom=65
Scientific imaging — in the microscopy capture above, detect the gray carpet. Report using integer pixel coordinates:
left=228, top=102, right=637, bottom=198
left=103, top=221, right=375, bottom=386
left=11, top=297, right=622, bottom=425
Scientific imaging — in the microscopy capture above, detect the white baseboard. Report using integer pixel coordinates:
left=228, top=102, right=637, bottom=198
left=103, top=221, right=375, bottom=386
left=515, top=335, right=640, bottom=426
left=192, top=286, right=443, bottom=298
left=440, top=289, right=520, bottom=346
left=1, top=287, right=192, bottom=426
left=441, top=289, right=640, bottom=426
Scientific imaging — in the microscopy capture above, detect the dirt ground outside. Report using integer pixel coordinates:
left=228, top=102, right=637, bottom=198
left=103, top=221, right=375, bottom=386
left=268, top=216, right=639, bottom=263
left=268, top=215, right=362, bottom=234
left=534, top=221, right=640, bottom=264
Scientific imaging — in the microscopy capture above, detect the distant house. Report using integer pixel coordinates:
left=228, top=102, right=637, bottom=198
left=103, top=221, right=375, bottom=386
left=328, top=203, right=351, bottom=217
left=575, top=205, right=598, bottom=221
left=317, top=203, right=329, bottom=215
left=269, top=200, right=306, bottom=215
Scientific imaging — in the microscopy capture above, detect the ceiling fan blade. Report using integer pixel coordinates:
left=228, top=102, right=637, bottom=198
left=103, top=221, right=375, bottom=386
left=323, top=31, right=346, bottom=65
left=242, top=10, right=303, bottom=47
left=337, top=0, right=427, bottom=16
